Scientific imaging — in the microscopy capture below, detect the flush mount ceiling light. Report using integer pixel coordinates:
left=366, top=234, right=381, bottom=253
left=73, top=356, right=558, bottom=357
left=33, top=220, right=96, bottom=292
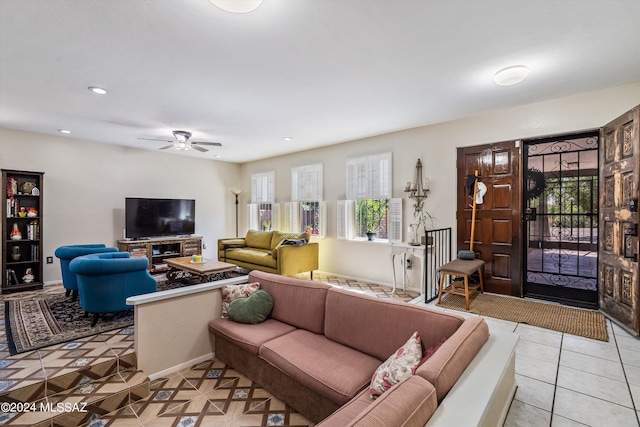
left=58, top=129, right=71, bottom=134
left=492, top=65, right=530, bottom=87
left=88, top=86, right=108, bottom=95
left=209, top=0, right=263, bottom=13
left=283, top=136, right=293, bottom=141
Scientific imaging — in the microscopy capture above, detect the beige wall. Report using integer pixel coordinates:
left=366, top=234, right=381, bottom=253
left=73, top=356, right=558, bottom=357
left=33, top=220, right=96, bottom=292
left=2, top=82, right=639, bottom=286
left=239, top=82, right=640, bottom=285
left=0, top=128, right=241, bottom=283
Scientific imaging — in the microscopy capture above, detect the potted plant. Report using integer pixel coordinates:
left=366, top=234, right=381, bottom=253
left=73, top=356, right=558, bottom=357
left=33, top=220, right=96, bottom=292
left=366, top=228, right=377, bottom=241
left=262, top=221, right=271, bottom=231
left=413, top=200, right=435, bottom=245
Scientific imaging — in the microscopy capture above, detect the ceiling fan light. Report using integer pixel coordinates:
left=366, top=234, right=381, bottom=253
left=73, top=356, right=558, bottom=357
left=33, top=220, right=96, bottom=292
left=173, top=142, right=190, bottom=150
left=172, top=130, right=191, bottom=144
left=493, top=65, right=530, bottom=86
left=209, top=0, right=263, bottom=13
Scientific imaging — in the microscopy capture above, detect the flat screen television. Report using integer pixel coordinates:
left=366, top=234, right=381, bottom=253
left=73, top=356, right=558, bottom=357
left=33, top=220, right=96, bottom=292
left=125, top=198, right=195, bottom=239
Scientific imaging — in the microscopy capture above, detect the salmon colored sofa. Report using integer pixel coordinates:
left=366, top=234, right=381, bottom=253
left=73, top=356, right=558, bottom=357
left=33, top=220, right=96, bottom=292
left=208, top=271, right=489, bottom=425
left=217, top=230, right=318, bottom=277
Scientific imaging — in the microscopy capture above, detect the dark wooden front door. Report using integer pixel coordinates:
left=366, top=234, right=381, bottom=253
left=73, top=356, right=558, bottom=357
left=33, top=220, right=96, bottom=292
left=599, top=106, right=640, bottom=335
left=456, top=141, right=522, bottom=296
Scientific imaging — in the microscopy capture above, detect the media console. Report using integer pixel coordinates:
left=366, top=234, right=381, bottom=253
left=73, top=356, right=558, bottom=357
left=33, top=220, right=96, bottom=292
left=117, top=236, right=203, bottom=273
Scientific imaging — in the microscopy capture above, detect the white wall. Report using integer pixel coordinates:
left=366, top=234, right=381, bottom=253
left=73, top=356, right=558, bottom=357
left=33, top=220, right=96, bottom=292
left=239, top=82, right=640, bottom=286
left=0, top=128, right=241, bottom=283
left=2, top=82, right=638, bottom=287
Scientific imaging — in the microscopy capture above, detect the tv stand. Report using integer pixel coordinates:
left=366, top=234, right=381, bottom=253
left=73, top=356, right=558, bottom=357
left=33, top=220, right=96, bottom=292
left=117, top=236, right=202, bottom=273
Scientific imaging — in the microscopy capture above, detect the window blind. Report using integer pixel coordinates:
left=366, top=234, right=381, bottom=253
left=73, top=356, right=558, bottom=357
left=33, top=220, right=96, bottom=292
left=291, top=163, right=323, bottom=202
left=251, top=171, right=275, bottom=203
left=346, top=152, right=392, bottom=200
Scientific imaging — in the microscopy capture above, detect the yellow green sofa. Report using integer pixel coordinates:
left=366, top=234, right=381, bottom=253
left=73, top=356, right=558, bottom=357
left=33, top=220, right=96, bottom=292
left=218, top=230, right=318, bottom=277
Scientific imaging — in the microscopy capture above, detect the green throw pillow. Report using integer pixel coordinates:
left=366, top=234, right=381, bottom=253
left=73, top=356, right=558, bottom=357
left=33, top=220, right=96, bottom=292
left=228, top=290, right=274, bottom=324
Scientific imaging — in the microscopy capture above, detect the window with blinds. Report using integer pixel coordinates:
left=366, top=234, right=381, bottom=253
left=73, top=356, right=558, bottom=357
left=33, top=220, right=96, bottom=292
left=339, top=152, right=401, bottom=242
left=247, top=172, right=279, bottom=231
left=287, top=164, right=325, bottom=237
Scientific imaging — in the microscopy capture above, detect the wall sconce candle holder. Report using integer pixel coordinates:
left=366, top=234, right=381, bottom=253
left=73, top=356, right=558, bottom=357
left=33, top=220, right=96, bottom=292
left=404, top=159, right=430, bottom=205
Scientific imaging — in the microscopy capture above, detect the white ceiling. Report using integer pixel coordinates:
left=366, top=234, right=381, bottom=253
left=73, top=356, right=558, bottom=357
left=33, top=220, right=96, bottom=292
left=1, top=0, right=639, bottom=163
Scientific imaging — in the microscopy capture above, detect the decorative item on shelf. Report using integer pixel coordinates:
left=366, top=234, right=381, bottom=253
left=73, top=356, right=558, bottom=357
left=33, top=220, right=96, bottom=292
left=20, top=181, right=36, bottom=195
left=407, top=224, right=418, bottom=245
left=6, top=177, right=17, bottom=198
left=22, top=268, right=34, bottom=284
left=31, top=187, right=39, bottom=196
left=18, top=207, right=27, bottom=217
left=405, top=159, right=435, bottom=240
left=10, top=223, right=22, bottom=240
left=11, top=246, right=21, bottom=261
left=27, top=207, right=38, bottom=217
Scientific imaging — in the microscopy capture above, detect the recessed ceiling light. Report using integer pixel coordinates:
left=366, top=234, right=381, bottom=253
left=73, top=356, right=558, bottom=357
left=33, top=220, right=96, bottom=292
left=493, top=65, right=530, bottom=86
left=214, top=154, right=222, bottom=158
left=283, top=137, right=293, bottom=141
left=88, top=86, right=108, bottom=95
left=209, top=0, right=263, bottom=13
left=58, top=129, right=71, bottom=134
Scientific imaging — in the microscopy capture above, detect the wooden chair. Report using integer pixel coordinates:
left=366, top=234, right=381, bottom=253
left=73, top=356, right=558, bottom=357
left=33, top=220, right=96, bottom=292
left=437, top=258, right=485, bottom=310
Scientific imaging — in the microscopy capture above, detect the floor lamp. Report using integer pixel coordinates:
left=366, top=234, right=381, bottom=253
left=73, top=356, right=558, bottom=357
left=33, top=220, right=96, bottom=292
left=231, top=189, right=242, bottom=237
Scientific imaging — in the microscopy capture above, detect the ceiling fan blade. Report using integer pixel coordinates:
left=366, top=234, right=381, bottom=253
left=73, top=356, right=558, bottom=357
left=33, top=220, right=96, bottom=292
left=138, top=137, right=174, bottom=143
left=192, top=145, right=208, bottom=152
left=159, top=144, right=174, bottom=150
left=192, top=141, right=223, bottom=147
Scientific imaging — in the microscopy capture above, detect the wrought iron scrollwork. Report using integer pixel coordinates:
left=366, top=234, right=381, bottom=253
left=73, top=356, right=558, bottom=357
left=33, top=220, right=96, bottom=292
left=527, top=272, right=597, bottom=291
left=527, top=137, right=598, bottom=155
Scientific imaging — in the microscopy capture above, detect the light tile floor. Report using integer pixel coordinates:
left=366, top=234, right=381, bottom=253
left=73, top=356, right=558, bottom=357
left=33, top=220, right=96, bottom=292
left=421, top=296, right=640, bottom=427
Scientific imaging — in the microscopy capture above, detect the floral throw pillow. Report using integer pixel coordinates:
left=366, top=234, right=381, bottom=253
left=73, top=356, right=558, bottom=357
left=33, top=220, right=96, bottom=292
left=221, top=282, right=260, bottom=318
left=369, top=331, right=422, bottom=398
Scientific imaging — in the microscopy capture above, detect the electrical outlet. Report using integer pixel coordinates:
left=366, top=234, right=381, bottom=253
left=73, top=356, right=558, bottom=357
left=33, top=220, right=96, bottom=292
left=406, top=257, right=412, bottom=269
left=46, top=256, right=53, bottom=264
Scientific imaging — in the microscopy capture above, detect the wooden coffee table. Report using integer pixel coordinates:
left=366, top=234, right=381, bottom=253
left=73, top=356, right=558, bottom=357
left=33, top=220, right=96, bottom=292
left=164, top=257, right=238, bottom=284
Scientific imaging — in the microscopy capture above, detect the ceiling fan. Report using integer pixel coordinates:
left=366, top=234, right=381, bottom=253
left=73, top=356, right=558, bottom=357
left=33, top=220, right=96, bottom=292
left=139, top=130, right=222, bottom=152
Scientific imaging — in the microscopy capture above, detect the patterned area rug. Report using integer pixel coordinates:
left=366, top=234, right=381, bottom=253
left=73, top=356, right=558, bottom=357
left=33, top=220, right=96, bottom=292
left=4, top=275, right=216, bottom=355
left=437, top=292, right=609, bottom=342
left=5, top=272, right=417, bottom=356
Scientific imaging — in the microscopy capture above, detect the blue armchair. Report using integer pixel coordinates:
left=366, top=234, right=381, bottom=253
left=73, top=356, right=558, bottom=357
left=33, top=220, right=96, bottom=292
left=69, top=252, right=158, bottom=326
left=55, top=244, right=119, bottom=301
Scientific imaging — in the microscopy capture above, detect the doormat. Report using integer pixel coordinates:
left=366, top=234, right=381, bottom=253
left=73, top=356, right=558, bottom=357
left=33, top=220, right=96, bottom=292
left=437, top=292, right=608, bottom=342
left=4, top=272, right=245, bottom=355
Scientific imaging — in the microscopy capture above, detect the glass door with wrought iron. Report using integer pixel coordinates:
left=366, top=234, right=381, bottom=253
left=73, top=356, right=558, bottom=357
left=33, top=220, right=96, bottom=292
left=523, top=132, right=599, bottom=308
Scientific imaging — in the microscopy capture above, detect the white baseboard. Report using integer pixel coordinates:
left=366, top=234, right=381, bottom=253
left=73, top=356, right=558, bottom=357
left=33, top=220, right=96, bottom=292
left=147, top=352, right=214, bottom=381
